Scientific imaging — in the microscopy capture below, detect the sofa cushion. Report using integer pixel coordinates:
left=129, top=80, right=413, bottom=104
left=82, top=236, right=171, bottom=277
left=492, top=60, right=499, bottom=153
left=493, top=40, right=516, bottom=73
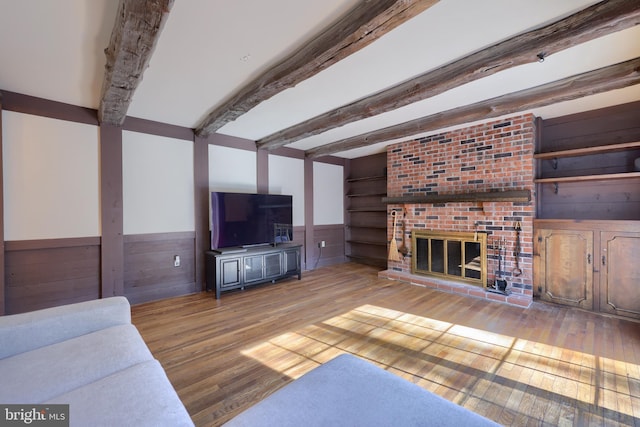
left=0, top=324, right=153, bottom=403
left=46, top=360, right=194, bottom=427
left=224, top=353, right=500, bottom=427
left=0, top=297, right=131, bottom=359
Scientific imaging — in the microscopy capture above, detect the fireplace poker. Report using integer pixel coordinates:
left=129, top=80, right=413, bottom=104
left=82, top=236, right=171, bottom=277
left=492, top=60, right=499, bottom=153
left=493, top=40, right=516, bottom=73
left=513, top=222, right=522, bottom=277
left=494, top=238, right=507, bottom=292
left=398, top=210, right=409, bottom=256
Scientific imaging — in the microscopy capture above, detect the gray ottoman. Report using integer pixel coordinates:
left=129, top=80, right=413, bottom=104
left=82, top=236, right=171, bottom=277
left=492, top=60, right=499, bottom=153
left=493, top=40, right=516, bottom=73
left=224, top=353, right=500, bottom=427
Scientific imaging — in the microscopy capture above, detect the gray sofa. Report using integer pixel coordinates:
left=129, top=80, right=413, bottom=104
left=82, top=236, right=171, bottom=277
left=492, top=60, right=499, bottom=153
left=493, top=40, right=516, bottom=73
left=225, top=353, right=500, bottom=427
left=0, top=297, right=193, bottom=427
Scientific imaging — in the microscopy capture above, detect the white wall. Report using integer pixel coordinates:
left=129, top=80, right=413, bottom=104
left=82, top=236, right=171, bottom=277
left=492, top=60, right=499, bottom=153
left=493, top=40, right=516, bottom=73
left=208, top=145, right=256, bottom=193
left=2, top=111, right=346, bottom=242
left=2, top=111, right=100, bottom=240
left=122, top=131, right=194, bottom=234
left=313, top=162, right=343, bottom=225
left=268, top=154, right=304, bottom=226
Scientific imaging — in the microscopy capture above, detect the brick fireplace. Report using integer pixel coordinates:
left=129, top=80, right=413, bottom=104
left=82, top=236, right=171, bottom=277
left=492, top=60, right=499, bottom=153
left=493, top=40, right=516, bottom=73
left=379, top=114, right=536, bottom=307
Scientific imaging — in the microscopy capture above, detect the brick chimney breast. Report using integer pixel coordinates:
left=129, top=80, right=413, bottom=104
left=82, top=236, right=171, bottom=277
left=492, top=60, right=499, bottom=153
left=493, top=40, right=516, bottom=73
left=382, top=114, right=536, bottom=306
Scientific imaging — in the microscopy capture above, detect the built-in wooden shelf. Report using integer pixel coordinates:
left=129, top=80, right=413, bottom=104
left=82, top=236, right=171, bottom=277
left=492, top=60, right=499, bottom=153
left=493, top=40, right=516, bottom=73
left=534, top=141, right=640, bottom=160
left=346, top=225, right=387, bottom=230
left=346, top=154, right=388, bottom=269
left=382, top=189, right=531, bottom=204
left=346, top=192, right=387, bottom=198
left=347, top=240, right=387, bottom=246
left=347, top=207, right=387, bottom=212
left=345, top=254, right=387, bottom=268
left=346, top=175, right=387, bottom=183
left=534, top=171, right=640, bottom=183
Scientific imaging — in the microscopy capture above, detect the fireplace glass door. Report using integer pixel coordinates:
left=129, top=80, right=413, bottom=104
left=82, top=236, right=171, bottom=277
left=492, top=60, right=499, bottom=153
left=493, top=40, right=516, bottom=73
left=412, top=230, right=487, bottom=286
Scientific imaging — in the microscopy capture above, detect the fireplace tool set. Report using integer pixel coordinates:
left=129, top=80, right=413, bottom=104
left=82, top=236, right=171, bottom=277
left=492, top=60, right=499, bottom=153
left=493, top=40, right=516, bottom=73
left=487, top=222, right=524, bottom=294
left=488, top=237, right=509, bottom=295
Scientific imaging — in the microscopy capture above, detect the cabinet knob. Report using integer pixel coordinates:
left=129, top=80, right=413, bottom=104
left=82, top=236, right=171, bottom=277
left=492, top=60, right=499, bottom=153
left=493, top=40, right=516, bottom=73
left=587, top=254, right=591, bottom=264
left=602, top=255, right=606, bottom=266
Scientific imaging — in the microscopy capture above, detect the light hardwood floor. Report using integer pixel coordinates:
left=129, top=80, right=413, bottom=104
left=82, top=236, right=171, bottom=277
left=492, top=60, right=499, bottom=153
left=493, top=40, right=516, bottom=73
left=131, top=262, right=640, bottom=426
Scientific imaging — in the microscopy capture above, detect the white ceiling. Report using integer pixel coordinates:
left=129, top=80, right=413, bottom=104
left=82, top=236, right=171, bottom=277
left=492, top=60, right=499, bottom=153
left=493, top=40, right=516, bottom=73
left=1, top=0, right=639, bottom=158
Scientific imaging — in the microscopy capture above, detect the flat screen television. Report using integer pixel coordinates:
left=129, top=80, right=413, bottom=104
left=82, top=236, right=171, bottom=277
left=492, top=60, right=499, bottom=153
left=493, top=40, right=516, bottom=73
left=210, top=192, right=293, bottom=250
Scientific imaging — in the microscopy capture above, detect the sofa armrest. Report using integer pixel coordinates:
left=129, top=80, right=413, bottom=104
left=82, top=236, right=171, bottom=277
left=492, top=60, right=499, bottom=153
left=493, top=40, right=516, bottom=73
left=0, top=297, right=131, bottom=359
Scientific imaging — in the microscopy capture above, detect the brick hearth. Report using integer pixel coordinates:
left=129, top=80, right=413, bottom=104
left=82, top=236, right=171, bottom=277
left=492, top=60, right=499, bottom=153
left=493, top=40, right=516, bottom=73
left=380, top=114, right=536, bottom=307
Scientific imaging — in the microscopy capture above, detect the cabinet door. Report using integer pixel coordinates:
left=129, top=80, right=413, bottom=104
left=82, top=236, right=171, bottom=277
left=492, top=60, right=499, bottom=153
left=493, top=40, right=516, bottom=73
left=243, top=255, right=264, bottom=283
left=283, top=248, right=300, bottom=275
left=264, top=252, right=282, bottom=279
left=600, top=231, right=640, bottom=319
left=536, top=229, right=593, bottom=309
left=219, top=258, right=241, bottom=288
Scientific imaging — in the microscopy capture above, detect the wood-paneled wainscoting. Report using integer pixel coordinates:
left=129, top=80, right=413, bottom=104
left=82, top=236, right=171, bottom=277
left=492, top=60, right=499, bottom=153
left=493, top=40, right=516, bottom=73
left=5, top=238, right=101, bottom=314
left=132, top=262, right=640, bottom=427
left=124, top=232, right=199, bottom=304
left=4, top=232, right=204, bottom=314
left=309, top=224, right=345, bottom=269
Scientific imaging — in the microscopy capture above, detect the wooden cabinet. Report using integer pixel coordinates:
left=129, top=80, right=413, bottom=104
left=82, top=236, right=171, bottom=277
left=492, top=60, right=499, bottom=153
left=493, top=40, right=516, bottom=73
left=534, top=104, right=640, bottom=318
left=534, top=220, right=640, bottom=319
left=205, top=244, right=301, bottom=299
left=536, top=228, right=593, bottom=310
left=600, top=231, right=640, bottom=319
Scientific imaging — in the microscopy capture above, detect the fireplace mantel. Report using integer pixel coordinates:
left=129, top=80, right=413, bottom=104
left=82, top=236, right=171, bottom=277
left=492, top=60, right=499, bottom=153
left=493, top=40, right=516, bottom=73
left=382, top=189, right=530, bottom=204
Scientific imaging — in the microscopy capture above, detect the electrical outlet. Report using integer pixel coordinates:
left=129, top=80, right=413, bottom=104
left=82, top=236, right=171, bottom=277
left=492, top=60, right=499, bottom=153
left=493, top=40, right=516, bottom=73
left=320, top=240, right=326, bottom=248
left=173, top=255, right=181, bottom=267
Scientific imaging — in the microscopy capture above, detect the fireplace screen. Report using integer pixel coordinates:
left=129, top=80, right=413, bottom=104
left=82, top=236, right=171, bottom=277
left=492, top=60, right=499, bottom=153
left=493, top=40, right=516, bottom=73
left=412, top=230, right=487, bottom=286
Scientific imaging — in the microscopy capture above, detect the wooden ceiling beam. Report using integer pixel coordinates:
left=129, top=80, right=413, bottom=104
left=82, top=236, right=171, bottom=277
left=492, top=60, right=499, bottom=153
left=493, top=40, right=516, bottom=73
left=259, top=0, right=640, bottom=150
left=98, top=0, right=174, bottom=126
left=305, top=57, right=640, bottom=158
left=195, top=0, right=439, bottom=137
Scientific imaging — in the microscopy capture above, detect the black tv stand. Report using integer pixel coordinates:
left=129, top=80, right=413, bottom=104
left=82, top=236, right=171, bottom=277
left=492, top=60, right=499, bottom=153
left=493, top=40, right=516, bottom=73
left=205, top=244, right=302, bottom=298
left=216, top=247, right=247, bottom=254
left=241, top=243, right=271, bottom=249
